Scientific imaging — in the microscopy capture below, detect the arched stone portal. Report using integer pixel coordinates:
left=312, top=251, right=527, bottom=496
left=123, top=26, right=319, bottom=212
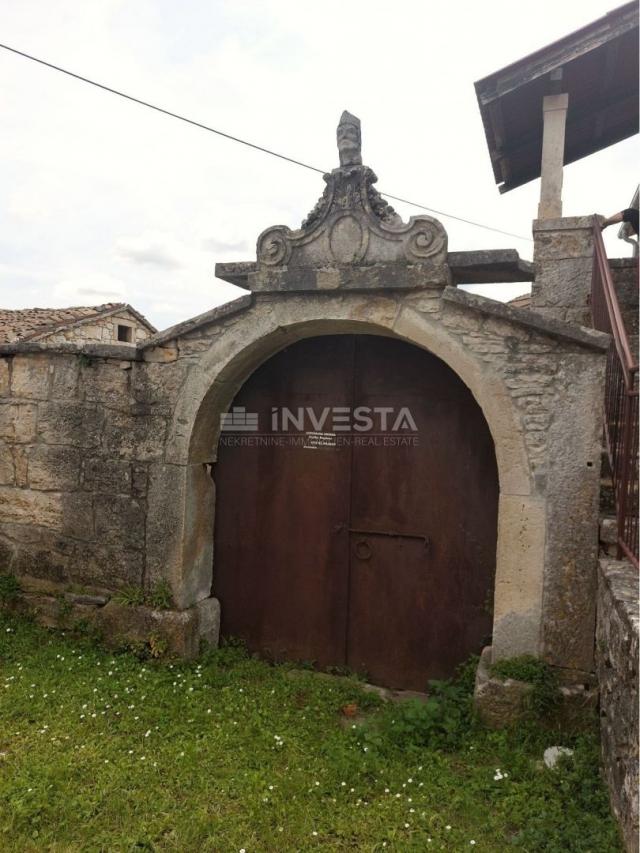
left=161, top=300, right=544, bottom=668
left=144, top=111, right=605, bottom=682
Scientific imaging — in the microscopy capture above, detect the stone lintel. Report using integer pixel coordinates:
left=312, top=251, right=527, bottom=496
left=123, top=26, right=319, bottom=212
left=448, top=249, right=534, bottom=283
left=214, top=261, right=256, bottom=287
left=140, top=295, right=253, bottom=350
left=245, top=263, right=450, bottom=293
left=0, top=341, right=141, bottom=360
left=442, top=286, right=609, bottom=351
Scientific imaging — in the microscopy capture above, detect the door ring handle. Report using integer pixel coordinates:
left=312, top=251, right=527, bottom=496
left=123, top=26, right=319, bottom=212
left=354, top=539, right=372, bottom=561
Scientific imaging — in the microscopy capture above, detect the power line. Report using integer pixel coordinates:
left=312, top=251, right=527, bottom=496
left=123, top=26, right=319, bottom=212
left=0, top=42, right=532, bottom=243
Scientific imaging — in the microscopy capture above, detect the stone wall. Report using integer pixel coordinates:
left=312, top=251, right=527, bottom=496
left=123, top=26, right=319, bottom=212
left=0, top=348, right=163, bottom=594
left=596, top=558, right=639, bottom=852
left=610, top=257, right=639, bottom=342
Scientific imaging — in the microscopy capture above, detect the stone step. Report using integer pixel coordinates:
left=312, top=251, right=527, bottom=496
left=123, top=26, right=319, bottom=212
left=600, top=517, right=618, bottom=545
left=599, top=516, right=619, bottom=557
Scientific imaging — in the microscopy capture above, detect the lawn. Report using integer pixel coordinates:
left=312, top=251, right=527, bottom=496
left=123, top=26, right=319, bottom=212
left=0, top=613, right=620, bottom=852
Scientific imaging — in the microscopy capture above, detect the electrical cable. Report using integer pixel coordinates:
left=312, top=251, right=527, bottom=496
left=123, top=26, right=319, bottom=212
left=0, top=42, right=532, bottom=242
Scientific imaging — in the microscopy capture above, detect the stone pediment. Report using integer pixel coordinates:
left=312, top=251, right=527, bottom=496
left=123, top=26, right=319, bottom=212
left=217, top=111, right=449, bottom=293
left=257, top=163, right=447, bottom=270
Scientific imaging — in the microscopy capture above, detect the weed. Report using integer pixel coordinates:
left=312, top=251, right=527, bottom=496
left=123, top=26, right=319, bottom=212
left=70, top=618, right=103, bottom=643
left=57, top=596, right=73, bottom=621
left=201, top=635, right=249, bottom=668
left=359, top=662, right=477, bottom=754
left=114, top=582, right=174, bottom=610
left=148, top=634, right=168, bottom=658
left=146, top=580, right=173, bottom=610
left=491, top=655, right=561, bottom=715
left=0, top=573, right=20, bottom=603
left=113, top=585, right=146, bottom=607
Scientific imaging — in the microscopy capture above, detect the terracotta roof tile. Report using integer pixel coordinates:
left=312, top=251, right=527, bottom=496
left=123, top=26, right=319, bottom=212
left=508, top=292, right=532, bottom=309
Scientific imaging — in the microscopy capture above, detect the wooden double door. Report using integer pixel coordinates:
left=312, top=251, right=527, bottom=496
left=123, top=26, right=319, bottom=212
left=213, top=335, right=498, bottom=690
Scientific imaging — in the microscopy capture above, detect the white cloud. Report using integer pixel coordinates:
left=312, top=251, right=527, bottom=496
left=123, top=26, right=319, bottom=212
left=52, top=273, right=127, bottom=306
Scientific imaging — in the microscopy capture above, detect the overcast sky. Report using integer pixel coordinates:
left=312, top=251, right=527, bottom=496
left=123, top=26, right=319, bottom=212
left=0, top=0, right=637, bottom=331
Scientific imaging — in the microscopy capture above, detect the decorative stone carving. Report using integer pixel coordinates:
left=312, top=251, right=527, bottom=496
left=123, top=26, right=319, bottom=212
left=256, top=111, right=447, bottom=275
left=337, top=110, right=362, bottom=168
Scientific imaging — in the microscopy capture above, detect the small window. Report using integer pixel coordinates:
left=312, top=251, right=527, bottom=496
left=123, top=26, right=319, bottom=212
left=117, top=324, right=133, bottom=343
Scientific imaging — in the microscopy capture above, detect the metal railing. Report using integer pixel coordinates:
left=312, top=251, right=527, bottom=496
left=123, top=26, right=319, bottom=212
left=591, top=225, right=639, bottom=567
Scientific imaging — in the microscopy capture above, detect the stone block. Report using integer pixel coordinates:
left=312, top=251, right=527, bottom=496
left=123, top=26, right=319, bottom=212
left=142, top=344, right=179, bottom=363
left=145, top=463, right=186, bottom=593
left=540, top=352, right=605, bottom=672
left=11, top=542, right=70, bottom=584
left=37, top=402, right=102, bottom=447
left=102, top=411, right=167, bottom=461
left=11, top=354, right=51, bottom=399
left=12, top=447, right=28, bottom=487
left=492, top=495, right=546, bottom=660
left=50, top=356, right=79, bottom=396
left=63, top=592, right=110, bottom=607
left=533, top=258, right=593, bottom=308
left=196, top=596, right=220, bottom=647
left=0, top=486, right=63, bottom=527
left=0, top=443, right=14, bottom=485
left=94, top=494, right=145, bottom=548
left=60, top=493, right=95, bottom=540
left=82, top=457, right=132, bottom=494
left=0, top=358, right=9, bottom=396
left=131, top=361, right=187, bottom=415
left=97, top=601, right=199, bottom=658
left=0, top=403, right=37, bottom=443
left=75, top=546, right=144, bottom=589
left=473, top=647, right=533, bottom=728
left=81, top=360, right=130, bottom=403
left=28, top=445, right=82, bottom=490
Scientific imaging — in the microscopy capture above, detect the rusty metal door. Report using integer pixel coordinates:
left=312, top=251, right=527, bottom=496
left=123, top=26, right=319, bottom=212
left=344, top=337, right=498, bottom=688
left=213, top=337, right=354, bottom=668
left=213, top=335, right=498, bottom=689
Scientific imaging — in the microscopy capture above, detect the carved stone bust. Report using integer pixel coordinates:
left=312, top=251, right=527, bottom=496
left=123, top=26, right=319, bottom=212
left=337, top=111, right=362, bottom=167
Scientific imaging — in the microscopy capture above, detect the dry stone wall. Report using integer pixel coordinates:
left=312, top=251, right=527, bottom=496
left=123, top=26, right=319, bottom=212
left=0, top=349, right=166, bottom=594
left=596, top=558, right=639, bottom=852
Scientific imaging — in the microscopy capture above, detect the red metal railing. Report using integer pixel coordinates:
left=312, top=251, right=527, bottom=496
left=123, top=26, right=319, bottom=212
left=591, top=226, right=639, bottom=567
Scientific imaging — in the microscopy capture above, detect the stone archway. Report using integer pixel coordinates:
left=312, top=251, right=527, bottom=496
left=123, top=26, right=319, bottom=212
left=156, top=299, right=544, bottom=665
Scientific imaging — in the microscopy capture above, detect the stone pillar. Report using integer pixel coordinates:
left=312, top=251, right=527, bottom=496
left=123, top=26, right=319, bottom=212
left=531, top=215, right=596, bottom=326
left=537, top=93, right=569, bottom=220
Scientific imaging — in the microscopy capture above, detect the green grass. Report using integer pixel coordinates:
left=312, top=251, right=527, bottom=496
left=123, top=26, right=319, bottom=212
left=0, top=614, right=620, bottom=852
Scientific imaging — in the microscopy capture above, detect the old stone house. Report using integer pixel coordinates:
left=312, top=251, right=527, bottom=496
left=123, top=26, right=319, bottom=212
left=0, top=3, right=637, bottom=848
left=0, top=303, right=155, bottom=346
